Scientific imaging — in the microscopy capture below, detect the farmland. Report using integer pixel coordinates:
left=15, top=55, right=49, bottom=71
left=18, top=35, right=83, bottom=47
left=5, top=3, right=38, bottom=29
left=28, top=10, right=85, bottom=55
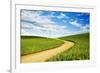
left=21, top=33, right=90, bottom=62
left=48, top=33, right=90, bottom=61
left=21, top=36, right=64, bottom=56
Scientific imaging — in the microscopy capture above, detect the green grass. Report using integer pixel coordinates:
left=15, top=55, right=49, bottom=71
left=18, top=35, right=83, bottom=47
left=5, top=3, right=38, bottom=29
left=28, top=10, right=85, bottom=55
left=21, top=36, right=64, bottom=56
left=48, top=33, right=90, bottom=61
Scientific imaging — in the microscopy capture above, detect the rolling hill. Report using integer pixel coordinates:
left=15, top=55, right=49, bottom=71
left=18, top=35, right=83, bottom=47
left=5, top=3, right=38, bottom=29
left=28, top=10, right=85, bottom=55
left=21, top=36, right=64, bottom=56
left=48, top=33, right=90, bottom=61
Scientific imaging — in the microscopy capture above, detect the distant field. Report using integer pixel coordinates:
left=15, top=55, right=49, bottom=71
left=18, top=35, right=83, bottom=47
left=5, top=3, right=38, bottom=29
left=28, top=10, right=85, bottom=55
left=48, top=33, right=90, bottom=61
left=21, top=36, right=64, bottom=56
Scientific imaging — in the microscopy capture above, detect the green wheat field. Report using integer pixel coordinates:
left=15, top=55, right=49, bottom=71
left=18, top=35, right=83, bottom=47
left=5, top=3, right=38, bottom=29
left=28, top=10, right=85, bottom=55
left=21, top=33, right=89, bottom=61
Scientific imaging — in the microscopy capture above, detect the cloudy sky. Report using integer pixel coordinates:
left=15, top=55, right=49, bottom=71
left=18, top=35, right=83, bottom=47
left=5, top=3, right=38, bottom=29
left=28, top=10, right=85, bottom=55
left=20, top=9, right=90, bottom=38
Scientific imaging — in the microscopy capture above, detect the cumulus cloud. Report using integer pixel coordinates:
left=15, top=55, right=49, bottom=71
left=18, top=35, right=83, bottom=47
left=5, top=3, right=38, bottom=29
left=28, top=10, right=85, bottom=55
left=57, top=13, right=69, bottom=20
left=69, top=20, right=82, bottom=28
left=69, top=20, right=89, bottom=33
left=80, top=24, right=89, bottom=32
left=57, top=13, right=66, bottom=19
left=21, top=10, right=89, bottom=37
left=21, top=10, right=68, bottom=38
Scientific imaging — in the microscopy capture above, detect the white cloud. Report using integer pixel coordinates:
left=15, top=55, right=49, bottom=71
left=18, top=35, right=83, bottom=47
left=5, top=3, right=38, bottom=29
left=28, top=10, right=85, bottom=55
left=80, top=24, right=89, bottom=32
left=57, top=13, right=66, bottom=19
left=70, top=20, right=89, bottom=33
left=69, top=20, right=82, bottom=28
left=21, top=10, right=68, bottom=38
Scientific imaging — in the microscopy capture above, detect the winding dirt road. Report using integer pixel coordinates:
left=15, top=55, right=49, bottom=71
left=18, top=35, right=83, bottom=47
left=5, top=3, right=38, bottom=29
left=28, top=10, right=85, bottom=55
left=21, top=41, right=74, bottom=63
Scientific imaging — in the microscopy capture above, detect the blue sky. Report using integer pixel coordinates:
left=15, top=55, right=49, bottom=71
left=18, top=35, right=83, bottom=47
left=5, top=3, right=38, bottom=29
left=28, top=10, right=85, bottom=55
left=21, top=9, right=90, bottom=38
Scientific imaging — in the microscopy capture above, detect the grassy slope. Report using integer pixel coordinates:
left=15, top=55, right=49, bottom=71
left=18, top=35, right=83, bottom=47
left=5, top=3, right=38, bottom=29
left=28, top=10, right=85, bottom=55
left=48, top=33, right=90, bottom=61
left=21, top=36, right=64, bottom=56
